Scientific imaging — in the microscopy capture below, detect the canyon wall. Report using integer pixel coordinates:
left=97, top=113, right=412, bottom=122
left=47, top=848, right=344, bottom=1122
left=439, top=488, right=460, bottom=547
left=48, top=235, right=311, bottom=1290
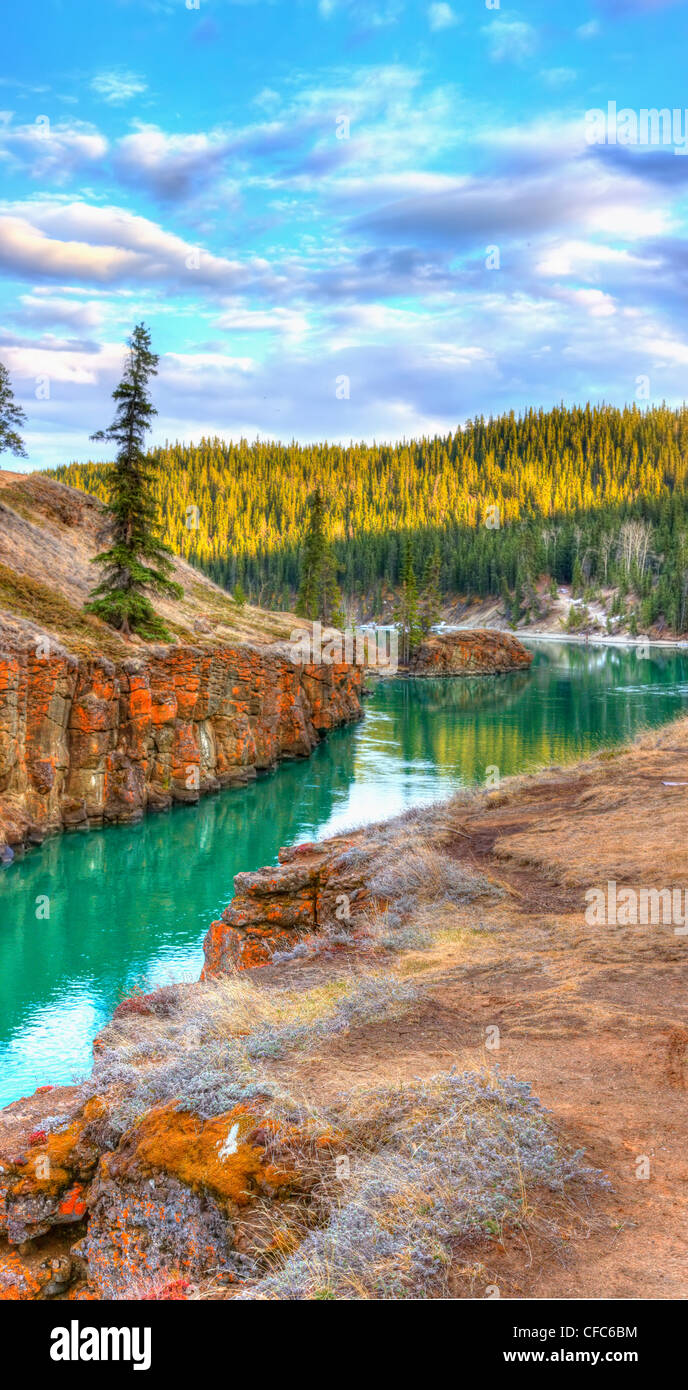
left=0, top=642, right=362, bottom=852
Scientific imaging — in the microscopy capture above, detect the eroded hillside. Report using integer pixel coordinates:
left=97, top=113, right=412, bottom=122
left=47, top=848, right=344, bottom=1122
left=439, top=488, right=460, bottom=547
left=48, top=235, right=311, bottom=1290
left=0, top=470, right=316, bottom=658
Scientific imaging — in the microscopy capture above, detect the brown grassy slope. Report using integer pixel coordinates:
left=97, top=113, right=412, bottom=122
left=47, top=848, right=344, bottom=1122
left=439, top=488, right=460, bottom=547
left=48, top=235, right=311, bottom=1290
left=228, top=717, right=686, bottom=1298
left=0, top=470, right=312, bottom=657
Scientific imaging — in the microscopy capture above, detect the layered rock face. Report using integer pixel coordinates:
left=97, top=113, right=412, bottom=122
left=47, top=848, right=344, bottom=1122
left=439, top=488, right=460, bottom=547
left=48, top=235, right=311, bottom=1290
left=410, top=628, right=533, bottom=677
left=203, top=836, right=369, bottom=973
left=0, top=643, right=362, bottom=852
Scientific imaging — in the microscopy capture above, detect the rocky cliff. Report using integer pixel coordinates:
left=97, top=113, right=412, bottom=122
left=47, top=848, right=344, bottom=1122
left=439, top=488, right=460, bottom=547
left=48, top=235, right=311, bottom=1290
left=0, top=470, right=363, bottom=854
left=409, top=628, right=533, bottom=676
left=0, top=643, right=362, bottom=854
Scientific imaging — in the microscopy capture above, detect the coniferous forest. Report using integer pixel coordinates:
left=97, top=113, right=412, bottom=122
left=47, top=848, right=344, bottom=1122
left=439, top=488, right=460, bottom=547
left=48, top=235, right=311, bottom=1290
left=50, top=401, right=688, bottom=633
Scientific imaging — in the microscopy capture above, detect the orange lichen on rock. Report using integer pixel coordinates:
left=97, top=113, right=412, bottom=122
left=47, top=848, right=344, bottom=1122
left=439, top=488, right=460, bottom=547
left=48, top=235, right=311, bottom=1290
left=13, top=1112, right=96, bottom=1197
left=409, top=628, right=533, bottom=676
left=124, top=1104, right=299, bottom=1207
left=202, top=834, right=370, bottom=974
left=0, top=1252, right=46, bottom=1301
left=0, top=640, right=362, bottom=853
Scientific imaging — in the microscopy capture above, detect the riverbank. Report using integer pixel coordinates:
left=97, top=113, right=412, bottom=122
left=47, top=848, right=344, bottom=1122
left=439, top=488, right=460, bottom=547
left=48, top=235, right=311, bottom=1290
left=0, top=642, right=363, bottom=857
left=438, top=586, right=688, bottom=648
left=0, top=471, right=368, bottom=856
left=3, top=642, right=686, bottom=1110
left=442, top=623, right=688, bottom=651
left=2, top=703, right=687, bottom=1300
left=515, top=631, right=688, bottom=650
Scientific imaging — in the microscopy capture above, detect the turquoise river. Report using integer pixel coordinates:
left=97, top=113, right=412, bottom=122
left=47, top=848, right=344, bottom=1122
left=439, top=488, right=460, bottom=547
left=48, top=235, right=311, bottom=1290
left=1, top=639, right=687, bottom=1107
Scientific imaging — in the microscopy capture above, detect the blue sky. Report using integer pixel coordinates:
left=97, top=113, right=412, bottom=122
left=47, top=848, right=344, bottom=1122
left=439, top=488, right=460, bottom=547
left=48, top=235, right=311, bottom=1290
left=2, top=0, right=688, bottom=468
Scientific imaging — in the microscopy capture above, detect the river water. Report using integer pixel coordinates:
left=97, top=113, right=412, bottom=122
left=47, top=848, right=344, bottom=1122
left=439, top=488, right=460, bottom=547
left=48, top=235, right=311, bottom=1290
left=1, top=639, right=687, bottom=1107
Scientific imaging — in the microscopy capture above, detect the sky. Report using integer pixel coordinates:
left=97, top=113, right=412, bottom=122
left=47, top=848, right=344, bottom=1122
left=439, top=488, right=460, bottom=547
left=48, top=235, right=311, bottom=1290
left=2, top=0, right=688, bottom=469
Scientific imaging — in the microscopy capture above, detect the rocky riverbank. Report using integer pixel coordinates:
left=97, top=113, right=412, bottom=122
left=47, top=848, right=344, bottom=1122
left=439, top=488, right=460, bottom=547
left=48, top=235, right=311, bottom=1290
left=0, top=470, right=368, bottom=856
left=409, top=628, right=533, bottom=677
left=0, top=642, right=362, bottom=855
left=2, top=715, right=688, bottom=1299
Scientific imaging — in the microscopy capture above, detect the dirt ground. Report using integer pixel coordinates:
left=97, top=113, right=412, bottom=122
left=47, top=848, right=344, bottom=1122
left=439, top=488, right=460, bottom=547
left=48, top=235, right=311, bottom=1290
left=258, top=720, right=688, bottom=1298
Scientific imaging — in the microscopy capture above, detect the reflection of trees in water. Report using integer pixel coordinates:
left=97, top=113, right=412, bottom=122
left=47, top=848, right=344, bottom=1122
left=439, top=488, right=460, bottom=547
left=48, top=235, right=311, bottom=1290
left=0, top=731, right=357, bottom=1046
left=368, top=646, right=688, bottom=787
left=387, top=671, right=532, bottom=715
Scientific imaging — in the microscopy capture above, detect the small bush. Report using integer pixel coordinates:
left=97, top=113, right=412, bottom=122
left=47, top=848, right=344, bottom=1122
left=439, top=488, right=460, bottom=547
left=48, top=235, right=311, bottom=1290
left=367, top=839, right=490, bottom=917
left=239, top=1068, right=609, bottom=1301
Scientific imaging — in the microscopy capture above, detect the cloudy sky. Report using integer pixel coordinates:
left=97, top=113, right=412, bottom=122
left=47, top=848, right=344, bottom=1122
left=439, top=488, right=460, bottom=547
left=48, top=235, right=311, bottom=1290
left=2, top=0, right=688, bottom=468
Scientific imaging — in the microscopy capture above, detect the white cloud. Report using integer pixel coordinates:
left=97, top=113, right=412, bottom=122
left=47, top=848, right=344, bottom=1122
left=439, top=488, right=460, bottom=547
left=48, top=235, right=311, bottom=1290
left=0, top=201, right=277, bottom=292
left=18, top=294, right=105, bottom=330
left=0, top=118, right=107, bottom=181
left=114, top=124, right=230, bottom=201
left=562, top=287, right=617, bottom=318
left=577, top=19, right=600, bottom=38
left=351, top=159, right=669, bottom=251
left=428, top=3, right=458, bottom=31
left=535, top=240, right=650, bottom=277
left=541, top=67, right=576, bottom=88
left=90, top=70, right=148, bottom=104
left=1, top=338, right=124, bottom=386
left=216, top=306, right=310, bottom=337
left=483, top=18, right=538, bottom=63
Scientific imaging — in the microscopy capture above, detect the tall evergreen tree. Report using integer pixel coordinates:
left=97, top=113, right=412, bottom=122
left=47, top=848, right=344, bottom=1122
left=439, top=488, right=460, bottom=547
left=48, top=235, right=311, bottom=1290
left=85, top=324, right=182, bottom=639
left=420, top=543, right=442, bottom=633
left=395, top=540, right=423, bottom=664
left=295, top=487, right=343, bottom=626
left=0, top=361, right=27, bottom=460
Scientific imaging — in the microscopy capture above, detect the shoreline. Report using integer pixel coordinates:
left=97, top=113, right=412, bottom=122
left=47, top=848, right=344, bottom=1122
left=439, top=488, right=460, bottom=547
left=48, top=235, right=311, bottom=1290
left=442, top=625, right=688, bottom=651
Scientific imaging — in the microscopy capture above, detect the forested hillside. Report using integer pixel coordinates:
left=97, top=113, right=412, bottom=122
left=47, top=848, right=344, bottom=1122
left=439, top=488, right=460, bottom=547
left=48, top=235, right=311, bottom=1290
left=50, top=403, right=688, bottom=633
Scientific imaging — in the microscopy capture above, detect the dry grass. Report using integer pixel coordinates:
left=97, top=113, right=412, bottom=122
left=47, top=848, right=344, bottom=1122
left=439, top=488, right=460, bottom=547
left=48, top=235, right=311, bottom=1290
left=84, top=966, right=422, bottom=1138
left=0, top=471, right=319, bottom=655
left=234, top=1067, right=606, bottom=1301
left=0, top=561, right=130, bottom=659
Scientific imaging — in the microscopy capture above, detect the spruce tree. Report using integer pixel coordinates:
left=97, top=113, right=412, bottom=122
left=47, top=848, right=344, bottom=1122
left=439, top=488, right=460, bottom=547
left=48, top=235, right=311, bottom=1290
left=420, top=544, right=442, bottom=634
left=571, top=555, right=584, bottom=598
left=395, top=539, right=422, bottom=664
left=296, top=488, right=343, bottom=627
left=0, top=361, right=27, bottom=460
left=511, top=569, right=525, bottom=627
left=85, top=324, right=182, bottom=639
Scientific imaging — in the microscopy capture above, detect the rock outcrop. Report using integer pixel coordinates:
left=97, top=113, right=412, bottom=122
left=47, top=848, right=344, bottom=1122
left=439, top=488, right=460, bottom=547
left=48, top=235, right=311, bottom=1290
left=0, top=644, right=362, bottom=853
left=409, top=628, right=533, bottom=677
left=203, top=836, right=369, bottom=973
left=0, top=1086, right=338, bottom=1299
